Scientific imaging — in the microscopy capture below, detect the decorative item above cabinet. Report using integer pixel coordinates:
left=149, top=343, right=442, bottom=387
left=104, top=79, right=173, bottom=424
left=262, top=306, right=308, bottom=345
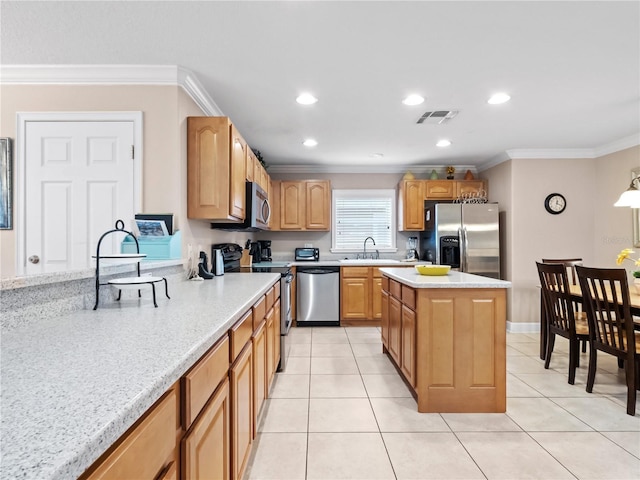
left=398, top=179, right=488, bottom=232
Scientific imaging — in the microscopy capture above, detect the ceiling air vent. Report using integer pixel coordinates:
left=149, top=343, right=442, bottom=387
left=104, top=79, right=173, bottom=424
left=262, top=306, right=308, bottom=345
left=416, top=110, right=458, bottom=125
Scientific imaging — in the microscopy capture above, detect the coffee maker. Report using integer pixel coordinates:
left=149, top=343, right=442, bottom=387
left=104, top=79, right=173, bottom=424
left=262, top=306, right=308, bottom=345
left=406, top=237, right=419, bottom=261
left=258, top=240, right=272, bottom=262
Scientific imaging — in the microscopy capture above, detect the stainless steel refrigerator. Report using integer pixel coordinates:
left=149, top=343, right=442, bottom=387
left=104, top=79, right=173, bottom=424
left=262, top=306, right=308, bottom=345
left=420, top=202, right=501, bottom=279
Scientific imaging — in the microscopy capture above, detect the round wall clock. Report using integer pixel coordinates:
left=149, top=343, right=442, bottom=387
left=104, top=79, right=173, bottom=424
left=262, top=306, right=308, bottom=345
left=544, top=193, right=566, bottom=215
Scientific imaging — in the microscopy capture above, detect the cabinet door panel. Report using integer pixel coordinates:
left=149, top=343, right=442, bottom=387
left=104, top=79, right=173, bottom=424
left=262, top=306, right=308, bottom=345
left=388, top=296, right=402, bottom=364
left=85, top=389, right=177, bottom=480
left=341, top=277, right=369, bottom=320
left=306, top=181, right=330, bottom=229
left=399, top=180, right=424, bottom=230
left=252, top=321, right=267, bottom=436
left=182, top=379, right=230, bottom=480
left=372, top=277, right=383, bottom=319
left=187, top=117, right=231, bottom=219
left=425, top=180, right=454, bottom=199
left=381, top=291, right=390, bottom=348
left=280, top=182, right=305, bottom=229
left=230, top=126, right=246, bottom=219
left=231, top=345, right=253, bottom=480
left=401, top=305, right=416, bottom=388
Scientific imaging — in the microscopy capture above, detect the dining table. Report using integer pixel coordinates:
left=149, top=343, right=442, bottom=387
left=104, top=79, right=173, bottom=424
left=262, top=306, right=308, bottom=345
left=538, top=283, right=640, bottom=360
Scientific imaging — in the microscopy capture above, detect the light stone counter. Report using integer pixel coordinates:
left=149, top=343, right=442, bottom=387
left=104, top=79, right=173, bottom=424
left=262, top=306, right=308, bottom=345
left=379, top=268, right=512, bottom=289
left=0, top=272, right=279, bottom=480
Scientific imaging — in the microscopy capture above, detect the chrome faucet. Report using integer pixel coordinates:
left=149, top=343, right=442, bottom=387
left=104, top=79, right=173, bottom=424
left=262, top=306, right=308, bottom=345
left=363, top=236, right=376, bottom=259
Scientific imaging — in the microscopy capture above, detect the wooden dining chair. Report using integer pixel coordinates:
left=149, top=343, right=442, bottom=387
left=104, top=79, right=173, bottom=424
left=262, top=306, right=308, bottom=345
left=576, top=265, right=640, bottom=416
left=540, top=258, right=587, bottom=358
left=536, top=262, right=590, bottom=384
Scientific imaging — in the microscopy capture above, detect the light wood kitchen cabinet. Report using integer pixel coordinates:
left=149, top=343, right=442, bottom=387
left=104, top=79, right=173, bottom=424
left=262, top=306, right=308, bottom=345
left=306, top=181, right=331, bottom=229
left=280, top=181, right=305, bottom=229
left=251, top=320, right=266, bottom=438
left=341, top=274, right=369, bottom=320
left=245, top=147, right=255, bottom=183
left=279, top=180, right=331, bottom=231
left=424, top=180, right=455, bottom=199
left=82, top=388, right=178, bottom=480
left=182, top=379, right=230, bottom=480
left=400, top=305, right=416, bottom=388
left=381, top=290, right=390, bottom=347
left=398, top=180, right=425, bottom=231
left=265, top=300, right=281, bottom=387
left=187, top=117, right=247, bottom=221
left=382, top=274, right=507, bottom=413
left=456, top=180, right=486, bottom=197
left=341, top=266, right=411, bottom=324
left=388, top=294, right=401, bottom=365
left=230, top=343, right=253, bottom=480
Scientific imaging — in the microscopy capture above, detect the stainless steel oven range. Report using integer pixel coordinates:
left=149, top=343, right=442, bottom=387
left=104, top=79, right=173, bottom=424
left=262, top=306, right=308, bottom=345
left=212, top=243, right=292, bottom=372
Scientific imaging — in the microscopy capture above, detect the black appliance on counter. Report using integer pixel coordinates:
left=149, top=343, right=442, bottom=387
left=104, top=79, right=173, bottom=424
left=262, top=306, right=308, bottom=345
left=212, top=243, right=292, bottom=371
left=258, top=240, right=272, bottom=261
left=295, top=247, right=320, bottom=262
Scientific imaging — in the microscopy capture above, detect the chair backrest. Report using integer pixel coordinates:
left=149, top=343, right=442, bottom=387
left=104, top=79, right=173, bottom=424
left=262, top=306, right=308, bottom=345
left=541, top=258, right=583, bottom=285
left=575, top=265, right=636, bottom=356
left=536, top=261, right=578, bottom=333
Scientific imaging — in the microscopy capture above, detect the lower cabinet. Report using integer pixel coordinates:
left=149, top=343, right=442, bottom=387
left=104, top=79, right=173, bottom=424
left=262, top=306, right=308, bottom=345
left=252, top=320, right=267, bottom=438
left=82, top=280, right=281, bottom=480
left=182, top=379, right=230, bottom=479
left=82, top=388, right=179, bottom=480
left=388, top=295, right=401, bottom=365
left=400, top=305, right=416, bottom=387
left=231, top=344, right=253, bottom=480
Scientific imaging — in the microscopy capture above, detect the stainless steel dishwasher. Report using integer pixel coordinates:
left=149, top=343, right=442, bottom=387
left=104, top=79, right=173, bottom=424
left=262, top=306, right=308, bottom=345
left=296, top=266, right=340, bottom=326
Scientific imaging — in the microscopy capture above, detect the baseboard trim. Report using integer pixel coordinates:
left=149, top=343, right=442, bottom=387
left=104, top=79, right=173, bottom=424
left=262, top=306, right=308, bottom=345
left=507, top=321, right=540, bottom=333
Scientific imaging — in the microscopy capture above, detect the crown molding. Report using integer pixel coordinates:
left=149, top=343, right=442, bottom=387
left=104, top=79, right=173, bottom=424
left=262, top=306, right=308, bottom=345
left=594, top=133, right=640, bottom=158
left=2, top=65, right=637, bottom=168
left=267, top=164, right=479, bottom=175
left=0, top=64, right=223, bottom=116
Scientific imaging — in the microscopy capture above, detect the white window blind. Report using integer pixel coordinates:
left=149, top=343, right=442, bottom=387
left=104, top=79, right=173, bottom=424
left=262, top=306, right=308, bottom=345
left=332, top=189, right=396, bottom=252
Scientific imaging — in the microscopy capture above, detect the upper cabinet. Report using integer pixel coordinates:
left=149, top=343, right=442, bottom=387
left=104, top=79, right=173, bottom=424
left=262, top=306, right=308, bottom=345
left=398, top=180, right=425, bottom=231
left=187, top=117, right=247, bottom=221
left=271, top=180, right=331, bottom=231
left=398, top=179, right=487, bottom=231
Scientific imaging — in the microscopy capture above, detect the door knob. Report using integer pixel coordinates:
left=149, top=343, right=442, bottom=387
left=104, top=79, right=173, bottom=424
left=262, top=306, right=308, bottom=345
left=28, top=255, right=40, bottom=264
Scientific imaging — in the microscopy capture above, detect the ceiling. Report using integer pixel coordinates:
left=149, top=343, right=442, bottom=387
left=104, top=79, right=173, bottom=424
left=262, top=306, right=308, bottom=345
left=2, top=1, right=639, bottom=171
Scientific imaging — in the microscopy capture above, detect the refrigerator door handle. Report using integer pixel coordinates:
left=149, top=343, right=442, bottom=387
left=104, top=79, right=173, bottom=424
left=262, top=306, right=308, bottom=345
left=460, top=227, right=467, bottom=272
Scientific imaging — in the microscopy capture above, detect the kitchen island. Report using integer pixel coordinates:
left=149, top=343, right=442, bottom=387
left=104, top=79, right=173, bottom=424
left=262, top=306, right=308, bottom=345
left=0, top=272, right=280, bottom=480
left=379, top=268, right=511, bottom=413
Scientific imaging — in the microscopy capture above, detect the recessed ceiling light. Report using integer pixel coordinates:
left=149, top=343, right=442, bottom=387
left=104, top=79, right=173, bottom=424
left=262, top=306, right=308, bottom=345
left=436, top=139, right=452, bottom=147
left=487, top=93, right=511, bottom=105
left=370, top=153, right=384, bottom=158
left=402, top=94, right=424, bottom=106
left=296, top=93, right=318, bottom=105
left=303, top=138, right=318, bottom=147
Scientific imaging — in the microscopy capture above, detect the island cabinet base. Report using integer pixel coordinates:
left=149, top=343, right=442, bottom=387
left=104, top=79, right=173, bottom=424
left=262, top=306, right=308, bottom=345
left=382, top=280, right=506, bottom=413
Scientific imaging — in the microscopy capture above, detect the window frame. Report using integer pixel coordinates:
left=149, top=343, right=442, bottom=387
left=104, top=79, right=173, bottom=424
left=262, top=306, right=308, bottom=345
left=330, top=189, right=397, bottom=254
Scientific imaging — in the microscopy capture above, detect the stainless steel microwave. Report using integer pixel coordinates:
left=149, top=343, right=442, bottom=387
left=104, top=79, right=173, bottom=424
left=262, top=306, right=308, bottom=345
left=210, top=181, right=271, bottom=232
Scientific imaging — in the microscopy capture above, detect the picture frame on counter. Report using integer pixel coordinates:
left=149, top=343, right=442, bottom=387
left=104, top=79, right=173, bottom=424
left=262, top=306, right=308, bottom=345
left=0, top=137, right=12, bottom=230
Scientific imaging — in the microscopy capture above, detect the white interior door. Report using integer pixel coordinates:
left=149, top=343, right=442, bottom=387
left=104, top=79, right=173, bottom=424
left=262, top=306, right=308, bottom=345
left=23, top=120, right=136, bottom=275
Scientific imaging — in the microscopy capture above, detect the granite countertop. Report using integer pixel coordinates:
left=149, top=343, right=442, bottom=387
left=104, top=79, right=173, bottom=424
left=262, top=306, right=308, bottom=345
left=380, top=268, right=512, bottom=289
left=0, top=273, right=279, bottom=480
left=255, top=260, right=428, bottom=268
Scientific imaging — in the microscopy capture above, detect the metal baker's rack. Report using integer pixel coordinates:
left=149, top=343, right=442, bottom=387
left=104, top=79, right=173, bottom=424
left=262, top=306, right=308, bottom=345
left=93, top=220, right=170, bottom=309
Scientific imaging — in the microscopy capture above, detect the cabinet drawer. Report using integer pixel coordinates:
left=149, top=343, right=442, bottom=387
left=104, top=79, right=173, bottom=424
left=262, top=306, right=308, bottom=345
left=182, top=335, right=230, bottom=429
left=274, top=280, right=281, bottom=299
left=401, top=285, right=416, bottom=310
left=252, top=295, right=266, bottom=330
left=231, top=310, right=253, bottom=361
left=372, top=267, right=383, bottom=278
left=84, top=388, right=177, bottom=480
left=265, top=285, right=275, bottom=312
left=390, top=279, right=401, bottom=299
left=342, top=266, right=370, bottom=278
left=382, top=276, right=389, bottom=292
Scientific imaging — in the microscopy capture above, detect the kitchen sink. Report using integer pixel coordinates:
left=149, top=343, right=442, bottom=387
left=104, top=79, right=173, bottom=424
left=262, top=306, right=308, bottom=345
left=339, top=259, right=401, bottom=265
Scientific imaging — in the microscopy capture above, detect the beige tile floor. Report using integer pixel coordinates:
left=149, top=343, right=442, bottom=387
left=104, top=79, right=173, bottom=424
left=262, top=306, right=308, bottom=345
left=244, top=327, right=640, bottom=480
